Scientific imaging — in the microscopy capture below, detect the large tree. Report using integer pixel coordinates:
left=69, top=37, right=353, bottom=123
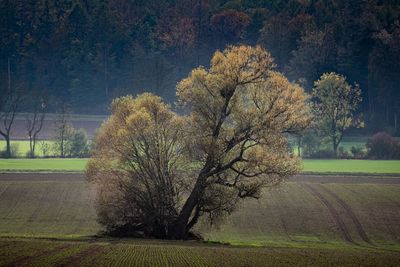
left=312, top=72, right=362, bottom=157
left=87, top=45, right=311, bottom=239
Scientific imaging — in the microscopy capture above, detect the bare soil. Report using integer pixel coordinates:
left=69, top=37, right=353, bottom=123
left=1, top=173, right=399, bottom=184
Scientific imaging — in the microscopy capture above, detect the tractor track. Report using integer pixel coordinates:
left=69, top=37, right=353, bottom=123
left=56, top=244, right=104, bottom=267
left=316, top=184, right=373, bottom=245
left=5, top=244, right=72, bottom=267
left=302, top=183, right=355, bottom=245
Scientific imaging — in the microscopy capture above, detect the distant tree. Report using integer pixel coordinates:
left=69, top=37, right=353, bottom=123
left=211, top=10, right=250, bottom=45
left=87, top=46, right=311, bottom=239
left=312, top=72, right=362, bottom=157
left=259, top=14, right=313, bottom=68
left=69, top=128, right=90, bottom=158
left=286, top=28, right=337, bottom=88
left=368, top=23, right=400, bottom=132
left=53, top=103, right=72, bottom=158
left=25, top=92, right=47, bottom=158
left=0, top=89, right=21, bottom=158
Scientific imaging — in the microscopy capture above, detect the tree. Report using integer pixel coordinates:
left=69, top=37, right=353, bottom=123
left=87, top=45, right=311, bottom=239
left=0, top=89, right=21, bottom=158
left=53, top=103, right=72, bottom=158
left=69, top=128, right=90, bottom=158
left=87, top=93, right=187, bottom=237
left=312, top=72, right=361, bottom=157
left=25, top=92, right=47, bottom=158
left=211, top=10, right=250, bottom=45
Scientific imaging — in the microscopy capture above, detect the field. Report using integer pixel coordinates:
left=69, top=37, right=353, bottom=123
left=0, top=140, right=55, bottom=157
left=0, top=158, right=88, bottom=172
left=302, top=159, right=400, bottom=174
left=1, top=238, right=399, bottom=267
left=1, top=158, right=400, bottom=174
left=0, top=172, right=399, bottom=266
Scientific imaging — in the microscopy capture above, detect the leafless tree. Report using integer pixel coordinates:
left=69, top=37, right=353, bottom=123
left=0, top=89, right=21, bottom=158
left=25, top=92, right=47, bottom=157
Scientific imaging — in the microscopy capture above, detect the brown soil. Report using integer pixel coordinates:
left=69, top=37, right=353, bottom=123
left=290, top=175, right=400, bottom=184
left=0, top=173, right=86, bottom=181
left=2, top=173, right=399, bottom=184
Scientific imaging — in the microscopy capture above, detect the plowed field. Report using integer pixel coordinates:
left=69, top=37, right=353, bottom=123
left=0, top=173, right=399, bottom=266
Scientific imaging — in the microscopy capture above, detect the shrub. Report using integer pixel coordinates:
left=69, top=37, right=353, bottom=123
left=0, top=143, right=20, bottom=158
left=367, top=132, right=400, bottom=159
left=301, top=130, right=323, bottom=158
left=69, top=129, right=90, bottom=158
left=308, top=148, right=335, bottom=159
left=351, top=145, right=366, bottom=159
left=338, top=147, right=352, bottom=159
left=39, top=141, right=51, bottom=158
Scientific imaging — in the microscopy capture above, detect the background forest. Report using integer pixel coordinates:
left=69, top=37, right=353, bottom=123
left=1, top=0, right=399, bottom=134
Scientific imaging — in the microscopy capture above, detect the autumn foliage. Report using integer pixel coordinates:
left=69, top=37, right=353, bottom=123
left=87, top=45, right=311, bottom=239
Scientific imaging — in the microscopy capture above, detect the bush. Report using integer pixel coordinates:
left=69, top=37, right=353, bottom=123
left=0, top=143, right=20, bottom=158
left=308, top=149, right=335, bottom=159
left=338, top=147, right=352, bottom=159
left=301, top=130, right=323, bottom=158
left=39, top=141, right=51, bottom=158
left=367, top=132, right=400, bottom=159
left=351, top=145, right=366, bottom=159
left=69, top=129, right=90, bottom=158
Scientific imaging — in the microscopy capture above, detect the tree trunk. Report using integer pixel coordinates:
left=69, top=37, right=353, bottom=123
left=297, top=135, right=302, bottom=157
left=29, top=134, right=33, bottom=158
left=169, top=172, right=208, bottom=239
left=333, top=141, right=338, bottom=158
left=5, top=136, right=11, bottom=158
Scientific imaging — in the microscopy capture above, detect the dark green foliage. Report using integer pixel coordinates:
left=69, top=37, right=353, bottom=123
left=69, top=128, right=90, bottom=158
left=0, top=0, right=399, bottom=132
left=350, top=145, right=366, bottom=159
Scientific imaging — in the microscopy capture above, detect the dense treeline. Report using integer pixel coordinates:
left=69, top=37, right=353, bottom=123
left=0, top=0, right=399, bottom=133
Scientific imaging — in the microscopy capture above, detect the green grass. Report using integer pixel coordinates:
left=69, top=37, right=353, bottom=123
left=0, top=140, right=55, bottom=157
left=302, top=160, right=400, bottom=174
left=1, top=158, right=400, bottom=174
left=0, top=158, right=87, bottom=172
left=1, top=238, right=399, bottom=267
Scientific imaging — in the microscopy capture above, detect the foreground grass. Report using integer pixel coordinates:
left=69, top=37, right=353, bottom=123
left=1, top=158, right=400, bottom=174
left=0, top=237, right=399, bottom=267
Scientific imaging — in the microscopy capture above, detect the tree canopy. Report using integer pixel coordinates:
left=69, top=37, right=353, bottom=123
left=312, top=72, right=362, bottom=157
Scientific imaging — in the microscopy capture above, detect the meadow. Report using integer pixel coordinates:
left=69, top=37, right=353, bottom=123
left=1, top=158, right=400, bottom=174
left=0, top=173, right=399, bottom=265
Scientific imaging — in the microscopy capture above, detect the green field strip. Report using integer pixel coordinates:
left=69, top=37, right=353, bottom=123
left=1, top=158, right=400, bottom=175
